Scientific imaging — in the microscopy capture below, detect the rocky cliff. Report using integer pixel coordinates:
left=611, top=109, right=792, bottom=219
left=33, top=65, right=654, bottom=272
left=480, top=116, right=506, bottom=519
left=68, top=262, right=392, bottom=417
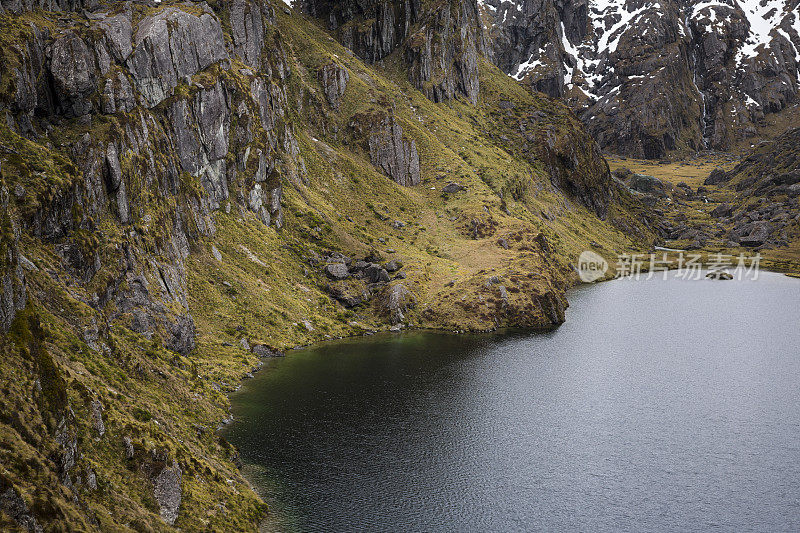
left=302, top=0, right=486, bottom=103
left=706, top=127, right=800, bottom=247
left=0, top=0, right=651, bottom=530
left=480, top=0, right=800, bottom=158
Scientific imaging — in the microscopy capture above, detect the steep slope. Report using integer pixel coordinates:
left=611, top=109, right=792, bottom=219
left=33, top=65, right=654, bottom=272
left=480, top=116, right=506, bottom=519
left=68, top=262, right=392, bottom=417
left=705, top=127, right=800, bottom=249
left=480, top=0, right=800, bottom=157
left=0, top=0, right=655, bottom=531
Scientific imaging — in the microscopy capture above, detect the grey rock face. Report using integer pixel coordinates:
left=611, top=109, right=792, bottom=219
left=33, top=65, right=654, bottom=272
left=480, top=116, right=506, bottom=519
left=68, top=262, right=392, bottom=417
left=303, top=0, right=483, bottom=103
left=153, top=462, right=182, bottom=526
left=0, top=476, right=43, bottom=533
left=318, top=63, right=349, bottom=109
left=50, top=31, right=95, bottom=116
left=0, top=187, right=26, bottom=333
left=90, top=399, right=105, bottom=437
left=380, top=282, right=416, bottom=324
left=247, top=181, right=283, bottom=227
left=127, top=5, right=228, bottom=108
left=230, top=0, right=272, bottom=69
left=100, top=72, right=136, bottom=115
left=54, top=419, right=78, bottom=484
left=364, top=112, right=421, bottom=187
left=0, top=0, right=90, bottom=14
left=405, top=0, right=483, bottom=104
left=93, top=9, right=133, bottom=63
left=303, top=0, right=417, bottom=63
left=167, top=81, right=230, bottom=210
left=9, top=24, right=51, bottom=123
left=166, top=314, right=196, bottom=355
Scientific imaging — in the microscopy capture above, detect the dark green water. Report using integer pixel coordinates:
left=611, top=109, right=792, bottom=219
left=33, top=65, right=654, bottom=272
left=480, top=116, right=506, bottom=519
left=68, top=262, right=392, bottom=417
left=223, top=271, right=800, bottom=532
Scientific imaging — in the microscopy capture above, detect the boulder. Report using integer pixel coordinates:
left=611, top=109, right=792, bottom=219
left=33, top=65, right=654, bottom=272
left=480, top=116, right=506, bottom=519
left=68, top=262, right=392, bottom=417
left=384, top=260, right=403, bottom=272
left=739, top=221, right=772, bottom=247
left=152, top=462, right=182, bottom=526
left=380, top=283, right=416, bottom=324
left=324, top=263, right=350, bottom=280
left=710, top=203, right=733, bottom=218
left=364, top=264, right=390, bottom=283
left=327, top=284, right=367, bottom=308
left=252, top=344, right=284, bottom=358
left=704, top=168, right=729, bottom=185
left=629, top=174, right=665, bottom=195
left=442, top=182, right=465, bottom=194
left=50, top=31, right=95, bottom=116
left=349, top=260, right=371, bottom=272
left=706, top=270, right=733, bottom=280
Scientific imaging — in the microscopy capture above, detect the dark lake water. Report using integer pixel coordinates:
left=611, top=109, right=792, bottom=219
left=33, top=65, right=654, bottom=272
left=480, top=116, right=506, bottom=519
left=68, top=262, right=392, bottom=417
left=223, top=271, right=800, bottom=532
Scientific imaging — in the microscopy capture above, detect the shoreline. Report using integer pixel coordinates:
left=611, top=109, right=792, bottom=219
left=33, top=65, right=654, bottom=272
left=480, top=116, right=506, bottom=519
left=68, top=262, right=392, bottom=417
left=220, top=267, right=800, bottom=527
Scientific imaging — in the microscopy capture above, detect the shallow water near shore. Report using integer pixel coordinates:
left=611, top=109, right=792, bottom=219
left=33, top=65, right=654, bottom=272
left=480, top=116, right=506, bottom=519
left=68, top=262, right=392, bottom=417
left=223, top=271, right=800, bottom=532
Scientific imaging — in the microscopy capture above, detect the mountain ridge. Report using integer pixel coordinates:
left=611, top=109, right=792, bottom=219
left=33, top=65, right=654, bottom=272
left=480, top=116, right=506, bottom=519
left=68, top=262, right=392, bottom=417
left=480, top=0, right=800, bottom=157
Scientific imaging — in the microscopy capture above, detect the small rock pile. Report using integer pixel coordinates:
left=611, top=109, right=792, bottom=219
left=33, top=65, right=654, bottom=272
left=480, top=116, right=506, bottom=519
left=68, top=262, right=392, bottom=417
left=309, top=250, right=408, bottom=308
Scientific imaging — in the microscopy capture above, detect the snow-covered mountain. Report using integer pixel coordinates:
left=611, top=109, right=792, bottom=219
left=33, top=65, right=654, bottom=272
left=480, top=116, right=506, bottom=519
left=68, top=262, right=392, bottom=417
left=480, top=0, right=800, bottom=157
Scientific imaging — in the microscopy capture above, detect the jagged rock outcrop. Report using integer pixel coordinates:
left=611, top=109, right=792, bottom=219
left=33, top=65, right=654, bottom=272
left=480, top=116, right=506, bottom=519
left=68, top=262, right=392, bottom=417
left=303, top=0, right=484, bottom=103
left=405, top=0, right=484, bottom=103
left=0, top=474, right=43, bottom=533
left=380, top=282, right=416, bottom=324
left=351, top=109, right=421, bottom=186
left=301, top=0, right=418, bottom=62
left=0, top=185, right=26, bottom=333
left=0, top=0, right=90, bottom=13
left=152, top=461, right=182, bottom=526
left=230, top=0, right=274, bottom=70
left=535, top=120, right=612, bottom=218
left=50, top=30, right=96, bottom=116
left=318, top=63, right=349, bottom=109
left=481, top=0, right=800, bottom=157
left=127, top=5, right=228, bottom=108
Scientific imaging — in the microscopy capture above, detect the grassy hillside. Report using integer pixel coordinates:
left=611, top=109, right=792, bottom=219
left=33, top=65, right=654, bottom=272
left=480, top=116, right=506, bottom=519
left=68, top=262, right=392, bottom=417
left=0, top=3, right=654, bottom=531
